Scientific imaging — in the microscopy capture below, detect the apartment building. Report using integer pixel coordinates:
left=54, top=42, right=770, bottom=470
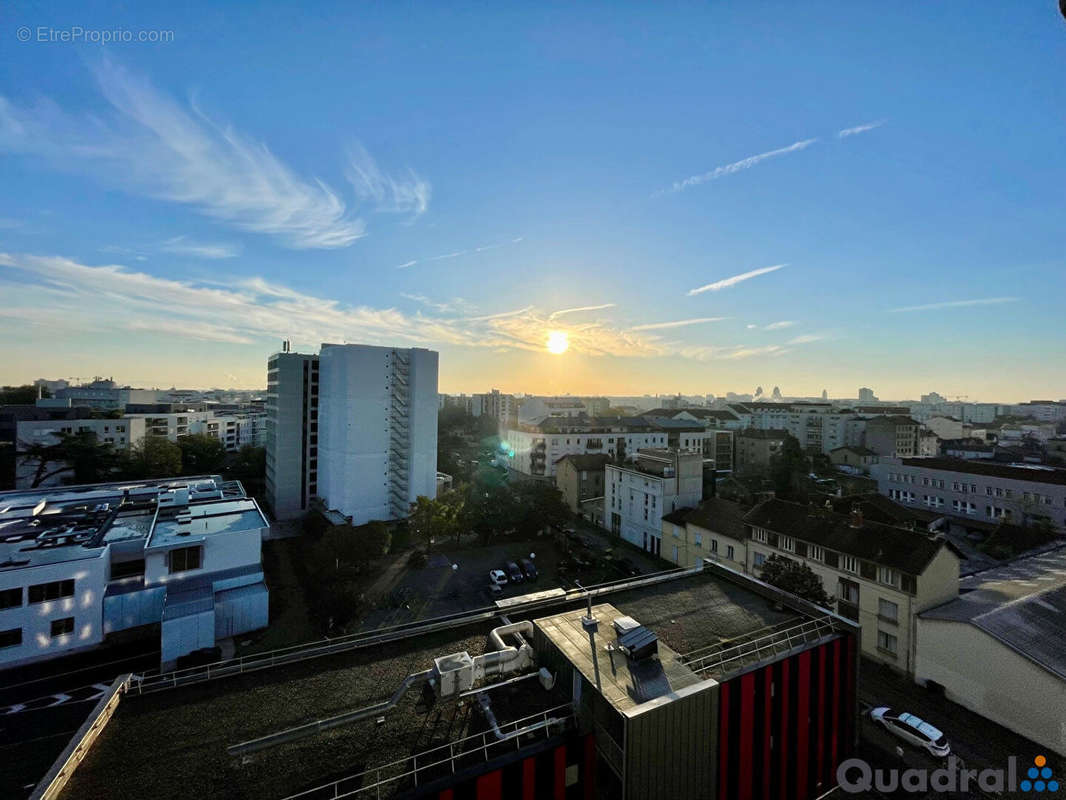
left=605, top=449, right=702, bottom=556
left=665, top=498, right=960, bottom=673
left=829, top=446, right=878, bottom=474
left=0, top=476, right=269, bottom=669
left=517, top=396, right=589, bottom=424
left=54, top=381, right=161, bottom=411
left=864, top=415, right=920, bottom=458
left=663, top=497, right=749, bottom=570
left=554, top=453, right=609, bottom=514
left=873, top=457, right=1066, bottom=530
left=317, top=344, right=438, bottom=524
left=730, top=402, right=867, bottom=455
left=502, top=419, right=669, bottom=481
left=471, top=389, right=517, bottom=426
left=735, top=428, right=788, bottom=476
left=265, top=351, right=319, bottom=520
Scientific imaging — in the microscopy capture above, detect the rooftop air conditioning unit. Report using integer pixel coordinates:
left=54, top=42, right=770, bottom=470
left=432, top=651, right=475, bottom=698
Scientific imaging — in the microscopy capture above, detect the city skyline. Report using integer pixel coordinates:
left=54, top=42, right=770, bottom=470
left=2, top=3, right=1065, bottom=400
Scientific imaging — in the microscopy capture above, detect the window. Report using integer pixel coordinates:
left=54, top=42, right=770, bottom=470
left=753, top=552, right=766, bottom=568
left=29, top=579, right=75, bottom=604
left=726, top=545, right=735, bottom=560
left=900, top=574, right=917, bottom=595
left=877, top=630, right=898, bottom=655
left=752, top=527, right=767, bottom=543
left=169, top=546, right=202, bottom=574
left=110, top=559, right=146, bottom=580
left=878, top=566, right=900, bottom=588
left=841, top=555, right=859, bottom=574
left=710, top=538, right=718, bottom=553
left=0, top=628, right=21, bottom=649
left=0, top=587, right=21, bottom=610
left=50, top=617, right=74, bottom=637
left=878, top=598, right=899, bottom=623
left=779, top=535, right=795, bottom=552
left=694, top=532, right=702, bottom=547
left=808, top=544, right=824, bottom=562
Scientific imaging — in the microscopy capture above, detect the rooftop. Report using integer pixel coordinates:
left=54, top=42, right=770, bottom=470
left=0, top=476, right=248, bottom=570
left=898, top=457, right=1066, bottom=486
left=920, top=547, right=1066, bottom=680
left=554, top=452, right=612, bottom=470
left=830, top=445, right=877, bottom=456
left=63, top=568, right=808, bottom=800
left=665, top=498, right=749, bottom=542
left=744, top=498, right=958, bottom=575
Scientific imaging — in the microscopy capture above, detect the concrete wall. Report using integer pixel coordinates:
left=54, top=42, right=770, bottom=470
left=916, top=618, right=1066, bottom=756
left=0, top=553, right=108, bottom=668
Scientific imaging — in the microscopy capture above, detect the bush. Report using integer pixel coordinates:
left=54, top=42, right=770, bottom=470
left=390, top=523, right=412, bottom=553
left=408, top=549, right=428, bottom=568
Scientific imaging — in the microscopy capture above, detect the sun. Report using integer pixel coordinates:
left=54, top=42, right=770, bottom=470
left=546, top=330, right=569, bottom=355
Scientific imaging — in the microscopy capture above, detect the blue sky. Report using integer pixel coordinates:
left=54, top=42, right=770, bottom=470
left=1, top=1, right=1064, bottom=400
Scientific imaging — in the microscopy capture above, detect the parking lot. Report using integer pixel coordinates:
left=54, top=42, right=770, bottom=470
left=360, top=526, right=671, bottom=629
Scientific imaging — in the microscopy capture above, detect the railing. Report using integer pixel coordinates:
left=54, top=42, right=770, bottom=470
left=29, top=674, right=132, bottom=800
left=681, top=615, right=838, bottom=677
left=130, top=564, right=702, bottom=694
left=279, top=705, right=574, bottom=800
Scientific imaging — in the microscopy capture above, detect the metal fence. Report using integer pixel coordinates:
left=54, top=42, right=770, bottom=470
left=681, top=615, right=839, bottom=677
left=130, top=564, right=703, bottom=694
left=279, top=704, right=575, bottom=800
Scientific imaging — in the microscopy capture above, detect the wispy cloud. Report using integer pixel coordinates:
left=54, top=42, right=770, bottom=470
left=393, top=236, right=524, bottom=270
left=161, top=236, right=241, bottom=259
left=548, top=303, right=616, bottom=321
left=346, top=142, right=430, bottom=218
left=838, top=120, right=886, bottom=138
left=659, top=139, right=818, bottom=195
left=0, top=61, right=425, bottom=249
left=687, top=264, right=787, bottom=296
left=400, top=293, right=474, bottom=315
left=631, top=316, right=728, bottom=331
left=764, top=320, right=796, bottom=330
left=889, top=297, right=1019, bottom=313
left=787, top=333, right=824, bottom=345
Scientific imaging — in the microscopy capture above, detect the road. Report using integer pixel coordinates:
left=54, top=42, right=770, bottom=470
left=853, top=657, right=1062, bottom=799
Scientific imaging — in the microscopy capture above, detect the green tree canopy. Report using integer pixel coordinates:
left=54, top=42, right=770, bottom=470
left=19, top=430, right=123, bottom=487
left=0, top=384, right=49, bottom=405
left=178, top=433, right=228, bottom=475
left=126, top=435, right=182, bottom=478
left=758, top=554, right=832, bottom=607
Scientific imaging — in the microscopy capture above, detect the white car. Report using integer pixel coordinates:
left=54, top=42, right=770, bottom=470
left=488, top=569, right=508, bottom=587
left=870, top=707, right=950, bottom=757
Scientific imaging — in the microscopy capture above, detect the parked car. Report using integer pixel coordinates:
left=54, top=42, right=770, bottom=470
left=487, top=582, right=503, bottom=598
left=489, top=568, right=508, bottom=587
left=870, top=707, right=950, bottom=757
left=506, top=560, right=524, bottom=583
left=520, top=558, right=538, bottom=580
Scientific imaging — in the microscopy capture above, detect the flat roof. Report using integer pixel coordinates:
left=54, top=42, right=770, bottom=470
left=62, top=569, right=808, bottom=800
left=148, top=498, right=267, bottom=549
left=898, top=457, right=1066, bottom=486
left=537, top=603, right=704, bottom=714
left=921, top=547, right=1066, bottom=680
left=0, top=476, right=248, bottom=571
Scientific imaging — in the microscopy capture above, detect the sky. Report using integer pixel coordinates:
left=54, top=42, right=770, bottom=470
left=1, top=2, right=1064, bottom=401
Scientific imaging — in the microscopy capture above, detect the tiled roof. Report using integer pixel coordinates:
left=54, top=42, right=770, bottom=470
left=744, top=498, right=955, bottom=575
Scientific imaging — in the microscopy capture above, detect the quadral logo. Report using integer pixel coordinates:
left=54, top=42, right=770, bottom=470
left=838, top=756, right=1058, bottom=794
left=1022, top=755, right=1058, bottom=793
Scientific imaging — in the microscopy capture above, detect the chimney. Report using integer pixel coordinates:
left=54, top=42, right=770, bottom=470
left=850, top=504, right=863, bottom=528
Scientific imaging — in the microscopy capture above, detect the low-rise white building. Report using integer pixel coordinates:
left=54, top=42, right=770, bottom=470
left=0, top=475, right=269, bottom=669
left=605, top=449, right=702, bottom=557
left=873, top=457, right=1066, bottom=530
left=916, top=548, right=1066, bottom=756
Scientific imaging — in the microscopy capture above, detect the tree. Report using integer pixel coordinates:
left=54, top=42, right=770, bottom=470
left=19, top=431, right=123, bottom=487
left=408, top=492, right=465, bottom=550
left=125, top=435, right=182, bottom=478
left=0, top=384, right=49, bottom=405
left=178, top=434, right=228, bottom=475
left=512, top=481, right=570, bottom=537
left=758, top=554, right=832, bottom=606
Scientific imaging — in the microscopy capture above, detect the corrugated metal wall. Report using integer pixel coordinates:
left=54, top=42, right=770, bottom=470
left=214, top=582, right=269, bottom=639
left=716, top=634, right=857, bottom=800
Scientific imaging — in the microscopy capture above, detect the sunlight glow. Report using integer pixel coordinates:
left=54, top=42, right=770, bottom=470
left=546, top=330, right=569, bottom=355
